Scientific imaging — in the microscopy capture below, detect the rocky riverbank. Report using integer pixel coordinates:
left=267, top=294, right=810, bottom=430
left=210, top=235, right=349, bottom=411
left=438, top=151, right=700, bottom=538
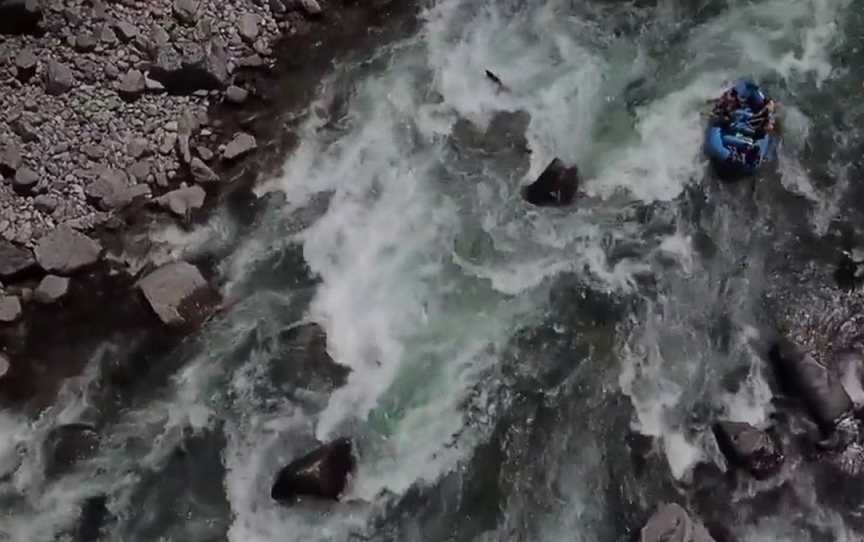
left=0, top=0, right=420, bottom=409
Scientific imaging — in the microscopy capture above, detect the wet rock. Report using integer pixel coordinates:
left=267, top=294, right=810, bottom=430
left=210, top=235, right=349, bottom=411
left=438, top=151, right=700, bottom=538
left=298, top=0, right=323, bottom=16
left=639, top=503, right=716, bottom=542
left=271, top=438, right=355, bottom=503
left=156, top=183, right=205, bottom=217
left=85, top=168, right=150, bottom=210
left=270, top=323, right=351, bottom=394
left=522, top=157, right=580, bottom=207
left=137, top=261, right=210, bottom=326
left=34, top=274, right=70, bottom=304
left=0, top=143, right=22, bottom=177
left=223, top=132, right=257, bottom=160
left=35, top=226, right=102, bottom=274
left=118, top=69, right=146, bottom=100
left=237, top=54, right=265, bottom=68
left=14, top=47, right=37, bottom=81
left=13, top=166, right=39, bottom=195
left=75, top=32, right=97, bottom=52
left=0, top=0, right=43, bottom=36
left=769, top=337, right=853, bottom=430
left=0, top=295, right=22, bottom=323
left=238, top=13, right=260, bottom=42
left=713, top=421, right=784, bottom=480
left=0, top=353, right=9, bottom=380
left=44, top=59, right=74, bottom=95
left=225, top=85, right=248, bottom=104
left=190, top=157, right=219, bottom=183
left=0, top=240, right=36, bottom=279
left=173, top=0, right=198, bottom=25
left=44, top=423, right=99, bottom=477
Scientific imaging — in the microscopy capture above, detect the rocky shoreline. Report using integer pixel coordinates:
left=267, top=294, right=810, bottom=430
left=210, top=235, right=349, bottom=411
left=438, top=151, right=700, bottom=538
left=0, top=0, right=420, bottom=409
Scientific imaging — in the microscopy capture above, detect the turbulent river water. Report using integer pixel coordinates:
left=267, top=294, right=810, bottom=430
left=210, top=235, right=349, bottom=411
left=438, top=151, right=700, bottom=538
left=3, top=0, right=864, bottom=540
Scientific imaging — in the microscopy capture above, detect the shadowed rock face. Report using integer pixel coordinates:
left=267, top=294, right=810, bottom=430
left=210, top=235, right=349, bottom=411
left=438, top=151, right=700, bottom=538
left=522, top=157, right=580, bottom=207
left=769, top=337, right=853, bottom=431
left=0, top=0, right=43, bottom=36
left=271, top=438, right=356, bottom=503
left=713, top=421, right=784, bottom=480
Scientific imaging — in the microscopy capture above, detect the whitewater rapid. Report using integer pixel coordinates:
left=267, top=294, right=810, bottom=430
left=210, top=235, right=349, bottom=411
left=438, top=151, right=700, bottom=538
left=0, top=0, right=859, bottom=540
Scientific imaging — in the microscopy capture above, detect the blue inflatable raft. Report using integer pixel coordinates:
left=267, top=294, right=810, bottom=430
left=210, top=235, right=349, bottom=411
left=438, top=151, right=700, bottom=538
left=704, top=80, right=777, bottom=178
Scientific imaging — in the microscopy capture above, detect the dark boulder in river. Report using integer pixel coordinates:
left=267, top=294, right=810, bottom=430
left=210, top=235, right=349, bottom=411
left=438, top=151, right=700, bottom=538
left=769, top=337, right=853, bottom=431
left=713, top=421, right=784, bottom=480
left=271, top=437, right=355, bottom=504
left=639, top=503, right=716, bottom=542
left=521, top=157, right=580, bottom=207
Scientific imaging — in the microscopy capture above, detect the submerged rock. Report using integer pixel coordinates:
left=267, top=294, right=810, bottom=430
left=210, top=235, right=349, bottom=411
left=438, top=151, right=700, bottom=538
left=640, top=503, right=716, bottom=542
left=713, top=421, right=784, bottom=479
left=769, top=337, right=853, bottom=430
left=137, top=261, right=212, bottom=326
left=43, top=423, right=99, bottom=477
left=35, top=226, right=103, bottom=275
left=271, top=438, right=355, bottom=503
left=521, top=157, right=580, bottom=207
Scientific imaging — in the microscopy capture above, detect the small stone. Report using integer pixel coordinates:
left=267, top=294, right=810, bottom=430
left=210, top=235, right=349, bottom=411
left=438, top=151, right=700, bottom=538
left=34, top=275, right=70, bottom=304
left=196, top=146, right=213, bottom=161
left=164, top=121, right=178, bottom=132
left=0, top=296, right=21, bottom=324
left=225, top=85, right=248, bottom=104
left=127, top=138, right=149, bottom=158
left=238, top=13, right=260, bottom=43
left=151, top=24, right=170, bottom=48
left=156, top=183, right=206, bottom=217
left=98, top=24, right=117, bottom=44
left=45, top=60, right=74, bottom=95
left=223, top=132, right=257, bottom=160
left=104, top=64, right=120, bottom=80
left=15, top=47, right=37, bottom=80
left=299, top=0, right=323, bottom=16
left=0, top=353, right=8, bottom=380
left=144, top=73, right=164, bottom=91
left=114, top=21, right=139, bottom=42
left=118, top=69, right=146, bottom=100
left=173, top=0, right=198, bottom=25
left=34, top=194, right=58, bottom=213
left=160, top=133, right=178, bottom=155
left=190, top=157, right=219, bottom=183
left=35, top=226, right=102, bottom=275
left=75, top=32, right=97, bottom=52
left=129, top=160, right=151, bottom=181
left=82, top=144, right=105, bottom=160
left=237, top=54, right=265, bottom=68
left=13, top=167, right=39, bottom=195
left=0, top=143, right=22, bottom=176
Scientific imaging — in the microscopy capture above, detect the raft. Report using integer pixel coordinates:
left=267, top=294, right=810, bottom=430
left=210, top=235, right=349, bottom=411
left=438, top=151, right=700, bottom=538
left=704, top=80, right=777, bottom=178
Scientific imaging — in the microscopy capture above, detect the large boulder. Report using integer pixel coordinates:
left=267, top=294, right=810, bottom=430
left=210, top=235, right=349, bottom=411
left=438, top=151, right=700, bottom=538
left=521, top=157, right=580, bottom=207
left=0, top=240, right=36, bottom=280
left=271, top=438, right=356, bottom=504
left=222, top=132, right=257, bottom=161
left=0, top=0, right=43, bottom=35
left=769, top=337, right=853, bottom=430
left=639, top=503, right=716, bottom=542
left=137, top=261, right=213, bottom=326
left=156, top=183, right=206, bottom=217
left=44, top=59, right=74, bottom=95
left=713, top=421, right=784, bottom=480
left=147, top=39, right=228, bottom=94
left=84, top=168, right=150, bottom=210
left=35, top=226, right=103, bottom=274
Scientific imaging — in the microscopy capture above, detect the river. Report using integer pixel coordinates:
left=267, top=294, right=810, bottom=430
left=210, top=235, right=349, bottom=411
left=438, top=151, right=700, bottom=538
left=1, top=0, right=862, bottom=540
